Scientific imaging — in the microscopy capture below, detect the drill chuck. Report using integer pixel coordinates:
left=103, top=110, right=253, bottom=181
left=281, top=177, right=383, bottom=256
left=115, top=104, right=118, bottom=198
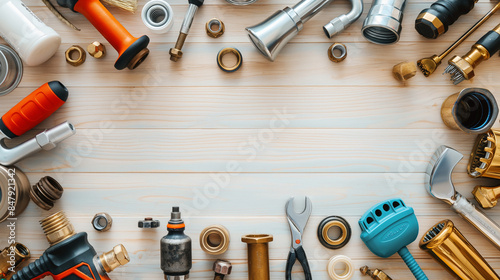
left=416, top=0, right=477, bottom=39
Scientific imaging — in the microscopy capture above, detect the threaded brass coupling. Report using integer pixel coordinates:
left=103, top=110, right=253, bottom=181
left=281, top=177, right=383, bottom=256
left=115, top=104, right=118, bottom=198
left=40, top=211, right=75, bottom=246
left=99, top=244, right=130, bottom=273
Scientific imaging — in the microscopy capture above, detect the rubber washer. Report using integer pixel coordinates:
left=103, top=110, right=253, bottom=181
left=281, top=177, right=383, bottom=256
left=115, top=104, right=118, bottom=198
left=317, top=216, right=351, bottom=249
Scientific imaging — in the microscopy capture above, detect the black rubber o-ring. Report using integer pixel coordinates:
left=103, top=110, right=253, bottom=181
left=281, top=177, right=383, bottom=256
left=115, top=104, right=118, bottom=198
left=317, top=216, right=351, bottom=249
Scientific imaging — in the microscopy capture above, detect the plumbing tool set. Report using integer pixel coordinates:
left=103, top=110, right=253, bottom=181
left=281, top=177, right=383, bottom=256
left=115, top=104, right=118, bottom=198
left=1, top=0, right=500, bottom=279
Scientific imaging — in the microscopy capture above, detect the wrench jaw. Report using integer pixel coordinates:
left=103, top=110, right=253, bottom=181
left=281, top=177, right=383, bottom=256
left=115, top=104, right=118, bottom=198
left=426, top=146, right=463, bottom=205
left=285, top=197, right=312, bottom=249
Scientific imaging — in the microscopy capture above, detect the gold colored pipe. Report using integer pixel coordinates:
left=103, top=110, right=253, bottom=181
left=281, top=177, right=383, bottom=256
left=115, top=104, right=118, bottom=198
left=420, top=220, right=499, bottom=280
left=241, top=234, right=273, bottom=280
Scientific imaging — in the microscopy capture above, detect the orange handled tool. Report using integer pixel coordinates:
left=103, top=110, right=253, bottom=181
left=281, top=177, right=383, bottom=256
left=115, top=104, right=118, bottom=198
left=57, top=0, right=150, bottom=70
left=0, top=81, right=68, bottom=139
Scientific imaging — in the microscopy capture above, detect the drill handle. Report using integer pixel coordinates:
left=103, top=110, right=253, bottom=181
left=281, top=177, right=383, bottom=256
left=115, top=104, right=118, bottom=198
left=0, top=81, right=68, bottom=139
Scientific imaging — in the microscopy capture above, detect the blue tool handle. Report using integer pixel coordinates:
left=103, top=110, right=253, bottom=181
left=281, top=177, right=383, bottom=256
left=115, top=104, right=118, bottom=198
left=286, top=247, right=312, bottom=280
left=398, top=247, right=428, bottom=280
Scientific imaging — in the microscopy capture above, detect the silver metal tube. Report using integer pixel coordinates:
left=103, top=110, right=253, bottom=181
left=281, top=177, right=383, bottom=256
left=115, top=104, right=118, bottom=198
left=362, top=0, right=407, bottom=44
left=323, top=0, right=363, bottom=38
left=0, top=122, right=76, bottom=166
left=180, top=4, right=198, bottom=34
left=246, top=0, right=334, bottom=61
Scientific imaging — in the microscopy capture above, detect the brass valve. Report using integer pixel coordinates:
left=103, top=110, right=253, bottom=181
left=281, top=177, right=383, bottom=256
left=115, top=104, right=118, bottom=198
left=473, top=185, right=500, bottom=209
left=360, top=266, right=392, bottom=280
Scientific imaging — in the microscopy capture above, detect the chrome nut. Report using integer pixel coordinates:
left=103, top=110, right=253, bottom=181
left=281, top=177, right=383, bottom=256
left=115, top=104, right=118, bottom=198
left=87, top=41, right=106, bottom=59
left=206, top=18, right=225, bottom=38
left=328, top=43, right=347, bottom=63
left=65, top=45, right=86, bottom=66
left=92, top=212, right=113, bottom=232
left=213, top=259, right=232, bottom=275
left=138, top=217, right=160, bottom=228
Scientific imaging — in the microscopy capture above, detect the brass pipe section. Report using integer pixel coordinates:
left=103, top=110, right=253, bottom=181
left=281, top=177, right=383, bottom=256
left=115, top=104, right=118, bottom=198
left=444, top=24, right=500, bottom=84
left=0, top=243, right=30, bottom=279
left=468, top=129, right=500, bottom=179
left=472, top=185, right=500, bottom=209
left=241, top=234, right=273, bottom=280
left=440, top=88, right=498, bottom=134
left=200, top=225, right=230, bottom=255
left=420, top=219, right=499, bottom=280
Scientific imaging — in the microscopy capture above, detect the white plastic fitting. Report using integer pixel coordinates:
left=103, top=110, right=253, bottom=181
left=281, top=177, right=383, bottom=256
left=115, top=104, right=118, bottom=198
left=142, top=0, right=174, bottom=34
left=0, top=0, right=61, bottom=66
left=327, top=255, right=354, bottom=280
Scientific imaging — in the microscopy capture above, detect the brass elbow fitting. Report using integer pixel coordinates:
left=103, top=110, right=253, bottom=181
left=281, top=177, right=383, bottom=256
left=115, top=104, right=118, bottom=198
left=0, top=243, right=30, bottom=279
left=420, top=219, right=499, bottom=280
left=468, top=129, right=500, bottom=179
left=472, top=185, right=500, bottom=209
left=241, top=234, right=273, bottom=280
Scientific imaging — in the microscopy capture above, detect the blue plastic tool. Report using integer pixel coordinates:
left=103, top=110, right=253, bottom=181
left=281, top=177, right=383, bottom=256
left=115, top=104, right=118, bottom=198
left=359, top=198, right=428, bottom=280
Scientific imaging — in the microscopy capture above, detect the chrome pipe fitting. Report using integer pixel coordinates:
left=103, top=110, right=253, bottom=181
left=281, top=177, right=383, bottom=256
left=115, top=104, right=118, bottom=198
left=323, top=0, right=363, bottom=38
left=0, top=45, right=23, bottom=97
left=362, top=0, right=407, bottom=44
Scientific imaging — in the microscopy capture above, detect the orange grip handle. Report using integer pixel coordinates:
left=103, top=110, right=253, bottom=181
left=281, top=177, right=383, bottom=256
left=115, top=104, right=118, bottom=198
left=74, top=0, right=137, bottom=56
left=0, top=81, right=68, bottom=138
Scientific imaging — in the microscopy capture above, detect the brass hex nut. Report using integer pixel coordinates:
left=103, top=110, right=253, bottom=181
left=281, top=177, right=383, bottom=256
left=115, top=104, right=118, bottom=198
left=328, top=43, right=347, bottom=63
left=65, top=45, right=86, bottom=66
left=92, top=212, right=113, bottom=232
left=169, top=48, right=183, bottom=62
left=392, top=61, right=417, bottom=82
left=87, top=41, right=106, bottom=59
left=206, top=18, right=225, bottom=38
left=449, top=55, right=475, bottom=80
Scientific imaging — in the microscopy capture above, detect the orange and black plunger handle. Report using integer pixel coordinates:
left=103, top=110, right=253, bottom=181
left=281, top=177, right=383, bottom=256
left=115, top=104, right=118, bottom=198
left=0, top=81, right=68, bottom=139
left=11, top=233, right=110, bottom=280
left=57, top=0, right=150, bottom=70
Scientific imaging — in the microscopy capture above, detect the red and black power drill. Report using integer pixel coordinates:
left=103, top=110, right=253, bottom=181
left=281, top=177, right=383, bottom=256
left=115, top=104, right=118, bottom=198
left=12, top=211, right=129, bottom=280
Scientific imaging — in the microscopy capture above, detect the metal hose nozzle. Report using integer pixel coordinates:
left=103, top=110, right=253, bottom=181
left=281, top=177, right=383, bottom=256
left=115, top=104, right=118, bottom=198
left=362, top=0, right=407, bottom=44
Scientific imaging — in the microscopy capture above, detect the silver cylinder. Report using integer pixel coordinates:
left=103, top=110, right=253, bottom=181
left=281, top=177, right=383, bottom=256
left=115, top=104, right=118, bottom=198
left=361, top=0, right=407, bottom=44
left=0, top=44, right=22, bottom=96
left=246, top=0, right=334, bottom=61
left=323, top=0, right=363, bottom=38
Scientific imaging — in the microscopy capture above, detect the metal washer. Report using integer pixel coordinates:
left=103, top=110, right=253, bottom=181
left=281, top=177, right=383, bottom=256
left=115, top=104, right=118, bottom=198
left=0, top=45, right=23, bottom=97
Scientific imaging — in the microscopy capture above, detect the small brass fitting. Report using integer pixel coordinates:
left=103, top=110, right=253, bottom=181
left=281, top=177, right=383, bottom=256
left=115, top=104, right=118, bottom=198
left=472, top=185, right=500, bottom=209
left=0, top=243, right=30, bottom=279
left=99, top=244, right=130, bottom=273
left=217, top=47, right=243, bottom=72
left=420, top=220, right=499, bottom=279
left=200, top=225, right=230, bottom=255
left=213, top=259, right=232, bottom=280
left=360, top=266, right=392, bottom=280
left=169, top=33, right=187, bottom=62
left=242, top=234, right=273, bottom=280
left=40, top=211, right=76, bottom=246
left=392, top=61, right=417, bottom=82
left=92, top=212, right=113, bottom=232
left=206, top=18, right=225, bottom=38
left=328, top=43, right=347, bottom=63
left=468, top=129, right=500, bottom=179
left=87, top=41, right=106, bottom=59
left=30, top=176, right=64, bottom=210
left=65, top=45, right=86, bottom=66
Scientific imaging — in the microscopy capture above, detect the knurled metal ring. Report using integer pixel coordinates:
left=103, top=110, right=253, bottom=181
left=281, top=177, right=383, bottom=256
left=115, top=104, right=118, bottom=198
left=317, top=216, right=351, bottom=249
left=217, top=47, right=242, bottom=72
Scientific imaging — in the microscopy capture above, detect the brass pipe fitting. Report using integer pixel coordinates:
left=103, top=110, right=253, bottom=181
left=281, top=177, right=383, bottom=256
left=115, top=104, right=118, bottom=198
left=328, top=43, right=347, bottom=63
left=420, top=219, right=500, bottom=280
left=99, top=244, right=130, bottom=273
left=217, top=47, right=243, bottom=72
left=468, top=129, right=500, bottom=179
left=40, top=211, right=76, bottom=246
left=0, top=166, right=30, bottom=223
left=440, top=88, right=498, bottom=134
left=392, top=61, right=416, bottom=82
left=30, top=176, right=64, bottom=210
left=206, top=18, right=225, bottom=38
left=472, top=185, right=500, bottom=209
left=360, top=266, right=392, bottom=280
left=0, top=243, right=30, bottom=279
left=65, top=45, right=86, bottom=66
left=213, top=259, right=232, bottom=280
left=200, top=225, right=230, bottom=255
left=444, top=24, right=500, bottom=84
left=241, top=234, right=273, bottom=280
left=317, top=216, right=351, bottom=249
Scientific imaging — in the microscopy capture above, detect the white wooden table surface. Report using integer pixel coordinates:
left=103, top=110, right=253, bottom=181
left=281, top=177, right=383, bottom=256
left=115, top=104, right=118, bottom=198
left=1, top=0, right=500, bottom=279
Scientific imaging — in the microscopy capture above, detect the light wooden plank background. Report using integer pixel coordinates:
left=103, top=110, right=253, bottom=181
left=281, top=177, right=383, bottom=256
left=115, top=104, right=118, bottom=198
left=1, top=0, right=500, bottom=279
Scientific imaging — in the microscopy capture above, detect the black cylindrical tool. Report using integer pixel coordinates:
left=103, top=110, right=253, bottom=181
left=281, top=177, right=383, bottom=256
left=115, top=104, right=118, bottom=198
left=160, top=207, right=192, bottom=280
left=416, top=0, right=477, bottom=39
